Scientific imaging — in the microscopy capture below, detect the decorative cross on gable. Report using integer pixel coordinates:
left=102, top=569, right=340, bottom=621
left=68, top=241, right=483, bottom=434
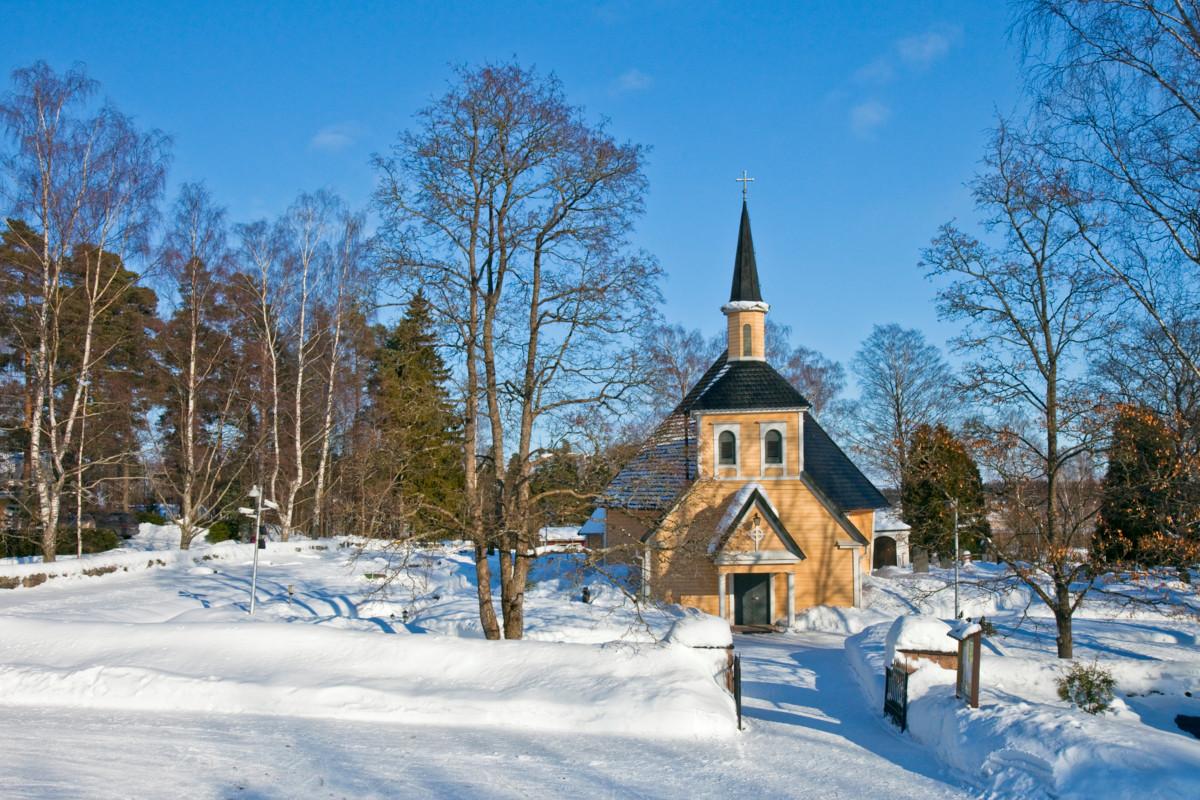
left=749, top=513, right=766, bottom=551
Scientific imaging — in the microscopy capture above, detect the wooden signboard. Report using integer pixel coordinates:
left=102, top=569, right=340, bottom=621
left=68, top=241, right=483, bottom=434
left=948, top=622, right=982, bottom=708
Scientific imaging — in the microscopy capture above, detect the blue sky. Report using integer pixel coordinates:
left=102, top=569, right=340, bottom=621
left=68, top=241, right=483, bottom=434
left=5, top=1, right=1020, bottom=381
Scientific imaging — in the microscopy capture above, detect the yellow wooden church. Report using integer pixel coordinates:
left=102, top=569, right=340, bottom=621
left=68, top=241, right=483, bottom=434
left=588, top=201, right=888, bottom=628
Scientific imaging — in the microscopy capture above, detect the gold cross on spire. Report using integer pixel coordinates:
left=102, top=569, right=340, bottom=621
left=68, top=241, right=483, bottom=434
left=736, top=169, right=755, bottom=200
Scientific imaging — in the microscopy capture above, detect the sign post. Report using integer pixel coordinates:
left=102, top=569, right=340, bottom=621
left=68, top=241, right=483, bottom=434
left=239, top=486, right=278, bottom=616
left=948, top=620, right=982, bottom=708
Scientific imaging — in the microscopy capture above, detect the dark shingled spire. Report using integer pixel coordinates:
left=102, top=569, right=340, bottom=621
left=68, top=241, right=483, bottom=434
left=729, top=201, right=763, bottom=302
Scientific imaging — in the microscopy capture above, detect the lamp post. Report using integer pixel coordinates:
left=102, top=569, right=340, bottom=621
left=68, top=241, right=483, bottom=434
left=951, top=496, right=961, bottom=620
left=239, top=486, right=276, bottom=615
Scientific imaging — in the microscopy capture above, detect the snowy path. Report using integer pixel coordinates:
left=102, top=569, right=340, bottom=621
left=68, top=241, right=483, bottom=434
left=0, top=632, right=974, bottom=799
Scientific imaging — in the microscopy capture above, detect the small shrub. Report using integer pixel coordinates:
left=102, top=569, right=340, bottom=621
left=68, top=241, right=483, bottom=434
left=136, top=510, right=168, bottom=526
left=1057, top=660, right=1116, bottom=714
left=54, top=527, right=120, bottom=555
left=205, top=519, right=239, bottom=544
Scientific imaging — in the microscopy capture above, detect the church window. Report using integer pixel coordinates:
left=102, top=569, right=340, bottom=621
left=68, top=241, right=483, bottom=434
left=742, top=323, right=752, bottom=357
left=765, top=429, right=783, bottom=464
left=718, top=431, right=737, bottom=465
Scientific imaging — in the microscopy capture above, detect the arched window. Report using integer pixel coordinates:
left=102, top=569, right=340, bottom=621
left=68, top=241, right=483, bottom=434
left=742, top=323, right=752, bottom=357
left=718, top=431, right=737, bottom=465
left=764, top=429, right=783, bottom=464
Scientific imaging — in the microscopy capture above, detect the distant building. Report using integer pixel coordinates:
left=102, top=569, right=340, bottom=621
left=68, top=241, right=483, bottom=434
left=871, top=508, right=910, bottom=569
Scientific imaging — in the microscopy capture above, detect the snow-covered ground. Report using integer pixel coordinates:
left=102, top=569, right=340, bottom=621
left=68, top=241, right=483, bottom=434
left=0, top=527, right=976, bottom=798
left=0, top=637, right=972, bottom=800
left=836, top=563, right=1200, bottom=799
left=2, top=528, right=1196, bottom=798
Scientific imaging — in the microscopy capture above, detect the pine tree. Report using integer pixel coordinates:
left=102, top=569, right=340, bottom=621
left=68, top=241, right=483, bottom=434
left=364, top=292, right=463, bottom=538
left=1094, top=404, right=1196, bottom=565
left=900, top=423, right=991, bottom=557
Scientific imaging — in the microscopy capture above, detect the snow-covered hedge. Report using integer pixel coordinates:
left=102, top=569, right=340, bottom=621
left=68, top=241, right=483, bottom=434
left=0, top=530, right=334, bottom=590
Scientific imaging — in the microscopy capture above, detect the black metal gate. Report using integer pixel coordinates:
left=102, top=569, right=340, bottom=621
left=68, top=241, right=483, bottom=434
left=884, top=664, right=909, bottom=731
left=733, top=654, right=743, bottom=731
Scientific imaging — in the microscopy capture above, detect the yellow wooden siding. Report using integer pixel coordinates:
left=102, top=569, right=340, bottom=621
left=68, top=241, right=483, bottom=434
left=697, top=411, right=802, bottom=479
left=647, top=477, right=870, bottom=616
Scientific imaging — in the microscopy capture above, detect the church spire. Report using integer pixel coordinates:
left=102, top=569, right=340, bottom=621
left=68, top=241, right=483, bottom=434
left=722, top=196, right=769, bottom=362
left=729, top=200, right=763, bottom=303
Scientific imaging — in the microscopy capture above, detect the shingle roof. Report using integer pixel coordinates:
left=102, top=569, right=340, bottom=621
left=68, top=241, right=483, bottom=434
left=687, top=356, right=811, bottom=412
left=729, top=201, right=762, bottom=302
left=802, top=415, right=889, bottom=511
left=599, top=411, right=697, bottom=511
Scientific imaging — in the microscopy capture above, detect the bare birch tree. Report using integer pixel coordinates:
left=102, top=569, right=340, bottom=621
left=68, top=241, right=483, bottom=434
left=844, top=323, right=955, bottom=489
left=0, top=62, right=167, bottom=561
left=310, top=210, right=369, bottom=535
left=155, top=183, right=247, bottom=549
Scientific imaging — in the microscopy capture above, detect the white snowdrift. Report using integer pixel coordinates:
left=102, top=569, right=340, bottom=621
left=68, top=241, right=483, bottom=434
left=847, top=621, right=1200, bottom=799
left=665, top=609, right=733, bottom=648
left=789, top=604, right=890, bottom=635
left=883, top=615, right=954, bottom=665
left=0, top=541, right=240, bottom=585
left=0, top=616, right=735, bottom=740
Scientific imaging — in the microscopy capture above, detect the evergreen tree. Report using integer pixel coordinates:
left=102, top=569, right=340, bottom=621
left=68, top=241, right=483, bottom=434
left=528, top=442, right=615, bottom=528
left=1094, top=404, right=1197, bottom=564
left=900, top=423, right=990, bottom=557
left=364, top=292, right=462, bottom=538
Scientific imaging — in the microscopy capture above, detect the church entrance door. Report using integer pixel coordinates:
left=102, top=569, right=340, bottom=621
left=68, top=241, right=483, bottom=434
left=733, top=573, right=770, bottom=626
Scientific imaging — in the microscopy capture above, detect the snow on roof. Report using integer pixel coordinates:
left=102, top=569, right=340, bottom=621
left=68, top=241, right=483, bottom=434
left=578, top=507, right=606, bottom=536
left=715, top=483, right=774, bottom=532
left=874, top=507, right=910, bottom=533
left=708, top=483, right=778, bottom=555
left=884, top=615, right=954, bottom=665
left=948, top=620, right=982, bottom=640
left=540, top=526, right=585, bottom=542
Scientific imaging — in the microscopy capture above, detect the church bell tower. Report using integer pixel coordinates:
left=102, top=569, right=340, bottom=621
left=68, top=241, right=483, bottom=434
left=723, top=200, right=769, bottom=361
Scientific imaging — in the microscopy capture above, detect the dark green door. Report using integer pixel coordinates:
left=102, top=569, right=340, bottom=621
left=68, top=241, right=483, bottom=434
left=733, top=573, right=770, bottom=626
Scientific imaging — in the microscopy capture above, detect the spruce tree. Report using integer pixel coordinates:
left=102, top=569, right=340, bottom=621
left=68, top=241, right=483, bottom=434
left=366, top=292, right=462, bottom=538
left=900, top=423, right=991, bottom=557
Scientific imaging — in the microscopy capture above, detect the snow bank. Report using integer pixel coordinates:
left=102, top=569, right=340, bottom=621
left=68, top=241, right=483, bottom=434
left=0, top=536, right=337, bottom=591
left=846, top=621, right=1200, bottom=799
left=789, top=604, right=890, bottom=635
left=0, top=542, right=238, bottom=587
left=0, top=616, right=735, bottom=740
left=884, top=615, right=954, bottom=665
left=665, top=609, right=732, bottom=648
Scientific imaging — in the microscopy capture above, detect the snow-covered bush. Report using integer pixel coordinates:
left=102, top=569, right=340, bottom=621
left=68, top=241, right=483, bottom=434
left=136, top=510, right=168, bottom=525
left=1057, top=660, right=1116, bottom=714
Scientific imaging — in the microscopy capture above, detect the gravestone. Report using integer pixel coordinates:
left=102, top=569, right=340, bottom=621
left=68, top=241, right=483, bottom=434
left=912, top=548, right=929, bottom=573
